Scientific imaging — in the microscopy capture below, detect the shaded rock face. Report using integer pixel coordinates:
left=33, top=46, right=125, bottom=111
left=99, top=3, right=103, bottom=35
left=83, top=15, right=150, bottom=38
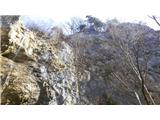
left=0, top=56, right=40, bottom=105
left=1, top=16, right=19, bottom=28
left=0, top=16, right=160, bottom=105
left=1, top=16, right=20, bottom=53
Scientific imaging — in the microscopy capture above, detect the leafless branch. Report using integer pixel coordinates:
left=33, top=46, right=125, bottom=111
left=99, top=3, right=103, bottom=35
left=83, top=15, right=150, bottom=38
left=148, top=15, right=160, bottom=27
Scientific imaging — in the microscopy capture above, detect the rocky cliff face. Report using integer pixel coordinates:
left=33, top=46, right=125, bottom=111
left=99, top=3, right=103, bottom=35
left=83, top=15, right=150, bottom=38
left=0, top=16, right=160, bottom=105
left=1, top=16, right=80, bottom=105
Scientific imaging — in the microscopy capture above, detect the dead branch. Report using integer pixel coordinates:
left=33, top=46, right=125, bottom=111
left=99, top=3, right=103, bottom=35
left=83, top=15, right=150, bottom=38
left=148, top=15, right=160, bottom=27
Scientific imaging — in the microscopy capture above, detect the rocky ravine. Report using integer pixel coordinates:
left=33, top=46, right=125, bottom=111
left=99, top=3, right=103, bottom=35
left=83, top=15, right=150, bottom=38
left=0, top=16, right=160, bottom=105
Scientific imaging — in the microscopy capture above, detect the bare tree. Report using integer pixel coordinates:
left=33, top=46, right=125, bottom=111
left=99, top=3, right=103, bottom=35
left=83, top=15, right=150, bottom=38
left=105, top=18, right=120, bottom=32
left=107, top=24, right=156, bottom=104
left=64, top=17, right=85, bottom=34
left=86, top=15, right=105, bottom=32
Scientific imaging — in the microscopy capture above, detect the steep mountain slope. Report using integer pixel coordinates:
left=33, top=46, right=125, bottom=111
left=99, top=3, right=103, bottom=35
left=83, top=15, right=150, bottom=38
left=0, top=16, right=160, bottom=105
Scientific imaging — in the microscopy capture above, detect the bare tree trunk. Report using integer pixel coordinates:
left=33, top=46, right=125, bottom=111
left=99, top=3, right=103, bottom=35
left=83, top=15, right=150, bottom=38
left=134, top=91, right=142, bottom=105
left=109, top=26, right=156, bottom=104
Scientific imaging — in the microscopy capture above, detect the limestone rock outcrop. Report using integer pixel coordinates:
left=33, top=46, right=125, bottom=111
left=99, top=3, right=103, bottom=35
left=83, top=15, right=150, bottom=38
left=1, top=16, right=80, bottom=105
